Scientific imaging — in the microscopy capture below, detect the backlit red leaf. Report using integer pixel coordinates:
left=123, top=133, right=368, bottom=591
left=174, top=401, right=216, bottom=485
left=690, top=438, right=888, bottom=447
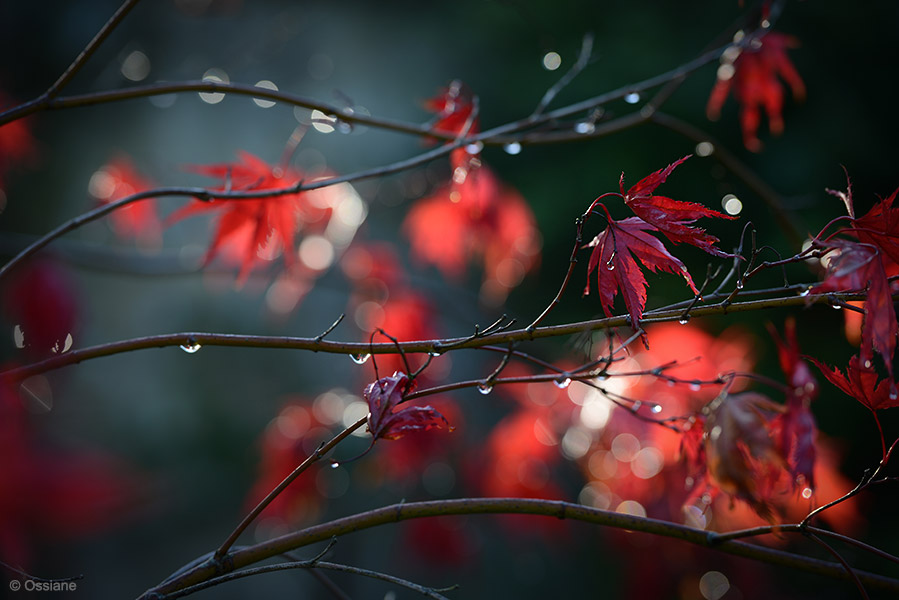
left=90, top=155, right=161, bottom=246
left=706, top=31, right=805, bottom=152
left=403, top=162, right=540, bottom=305
left=584, top=210, right=698, bottom=331
left=853, top=188, right=899, bottom=267
left=809, top=355, right=899, bottom=412
left=167, top=152, right=335, bottom=284
left=364, top=371, right=451, bottom=441
left=622, top=156, right=736, bottom=257
left=812, top=239, right=897, bottom=378
left=424, top=80, right=478, bottom=137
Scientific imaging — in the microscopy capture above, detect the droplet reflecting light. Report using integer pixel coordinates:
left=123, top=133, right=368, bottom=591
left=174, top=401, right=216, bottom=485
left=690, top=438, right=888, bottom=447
left=350, top=353, right=370, bottom=365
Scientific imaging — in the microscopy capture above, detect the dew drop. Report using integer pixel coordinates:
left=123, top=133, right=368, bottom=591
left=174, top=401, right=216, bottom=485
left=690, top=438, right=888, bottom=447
left=890, top=387, right=898, bottom=400
left=832, top=303, right=842, bottom=310
left=330, top=461, right=340, bottom=469
left=650, top=404, right=663, bottom=414
left=624, top=92, right=641, bottom=104
left=632, top=401, right=642, bottom=411
left=801, top=487, right=813, bottom=499
left=678, top=318, right=690, bottom=325
left=350, top=353, right=371, bottom=365
left=800, top=288, right=811, bottom=297
left=554, top=377, right=572, bottom=389
left=574, top=122, right=595, bottom=135
left=689, top=382, right=702, bottom=392
left=477, top=382, right=493, bottom=395
left=428, top=350, right=442, bottom=358
left=606, top=262, right=615, bottom=271
left=864, top=360, right=873, bottom=369
left=735, top=281, right=744, bottom=290
left=597, top=374, right=609, bottom=382
left=180, top=340, right=202, bottom=354
left=503, top=142, right=522, bottom=155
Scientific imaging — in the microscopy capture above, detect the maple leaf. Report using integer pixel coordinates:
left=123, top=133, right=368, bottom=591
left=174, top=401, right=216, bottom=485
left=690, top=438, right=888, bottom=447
left=768, top=319, right=818, bottom=490
left=809, top=355, right=899, bottom=413
left=584, top=206, right=698, bottom=331
left=706, top=31, right=805, bottom=152
left=852, top=187, right=899, bottom=268
left=90, top=155, right=161, bottom=246
left=424, top=80, right=478, bottom=138
left=403, top=161, right=540, bottom=305
left=364, top=371, right=451, bottom=441
left=811, top=238, right=897, bottom=379
left=703, top=392, right=787, bottom=521
left=621, top=155, right=737, bottom=257
left=167, top=152, right=333, bottom=284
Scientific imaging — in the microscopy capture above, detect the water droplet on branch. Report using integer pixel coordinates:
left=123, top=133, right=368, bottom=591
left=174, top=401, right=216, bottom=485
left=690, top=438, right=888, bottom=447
left=477, top=382, right=493, bottom=395
left=350, top=353, right=371, bottom=365
left=180, top=340, right=202, bottom=354
left=554, top=377, right=572, bottom=389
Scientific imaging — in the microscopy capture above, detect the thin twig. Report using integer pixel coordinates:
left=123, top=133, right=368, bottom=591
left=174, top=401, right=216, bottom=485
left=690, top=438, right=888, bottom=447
left=213, top=417, right=367, bottom=560
left=533, top=33, right=595, bottom=116
left=47, top=0, right=144, bottom=99
left=805, top=531, right=869, bottom=600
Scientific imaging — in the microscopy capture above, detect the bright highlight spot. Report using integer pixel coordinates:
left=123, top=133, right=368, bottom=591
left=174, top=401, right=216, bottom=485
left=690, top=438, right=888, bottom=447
left=695, top=141, right=715, bottom=157
left=624, top=92, right=641, bottom=104
left=542, top=51, right=562, bottom=71
left=503, top=142, right=522, bottom=155
left=721, top=194, right=743, bottom=215
left=311, top=109, right=337, bottom=133
left=121, top=50, right=150, bottom=81
left=611, top=433, right=641, bottom=462
left=699, top=571, right=730, bottom=600
left=252, top=80, right=278, bottom=108
left=615, top=500, right=646, bottom=518
left=199, top=68, right=229, bottom=104
left=561, top=427, right=592, bottom=460
left=298, top=235, right=335, bottom=271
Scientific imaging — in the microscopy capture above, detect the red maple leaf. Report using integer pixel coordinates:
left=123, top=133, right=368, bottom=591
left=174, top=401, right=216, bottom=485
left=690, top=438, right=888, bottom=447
left=703, top=392, right=787, bottom=521
left=403, top=162, right=540, bottom=305
left=706, top=31, right=805, bottom=152
left=768, top=319, right=818, bottom=490
left=90, top=155, right=161, bottom=246
left=167, top=152, right=333, bottom=284
left=811, top=238, right=896, bottom=379
left=809, top=355, right=898, bottom=413
left=424, top=80, right=478, bottom=138
left=584, top=206, right=698, bottom=331
left=621, top=156, right=737, bottom=257
left=852, top=187, right=899, bottom=268
left=364, top=371, right=451, bottom=441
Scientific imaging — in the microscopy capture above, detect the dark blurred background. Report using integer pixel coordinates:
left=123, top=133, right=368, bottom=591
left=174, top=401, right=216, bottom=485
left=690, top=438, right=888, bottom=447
left=1, top=1, right=898, bottom=598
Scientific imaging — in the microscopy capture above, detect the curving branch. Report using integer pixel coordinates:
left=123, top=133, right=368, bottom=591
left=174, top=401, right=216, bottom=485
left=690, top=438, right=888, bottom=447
left=143, top=497, right=899, bottom=598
